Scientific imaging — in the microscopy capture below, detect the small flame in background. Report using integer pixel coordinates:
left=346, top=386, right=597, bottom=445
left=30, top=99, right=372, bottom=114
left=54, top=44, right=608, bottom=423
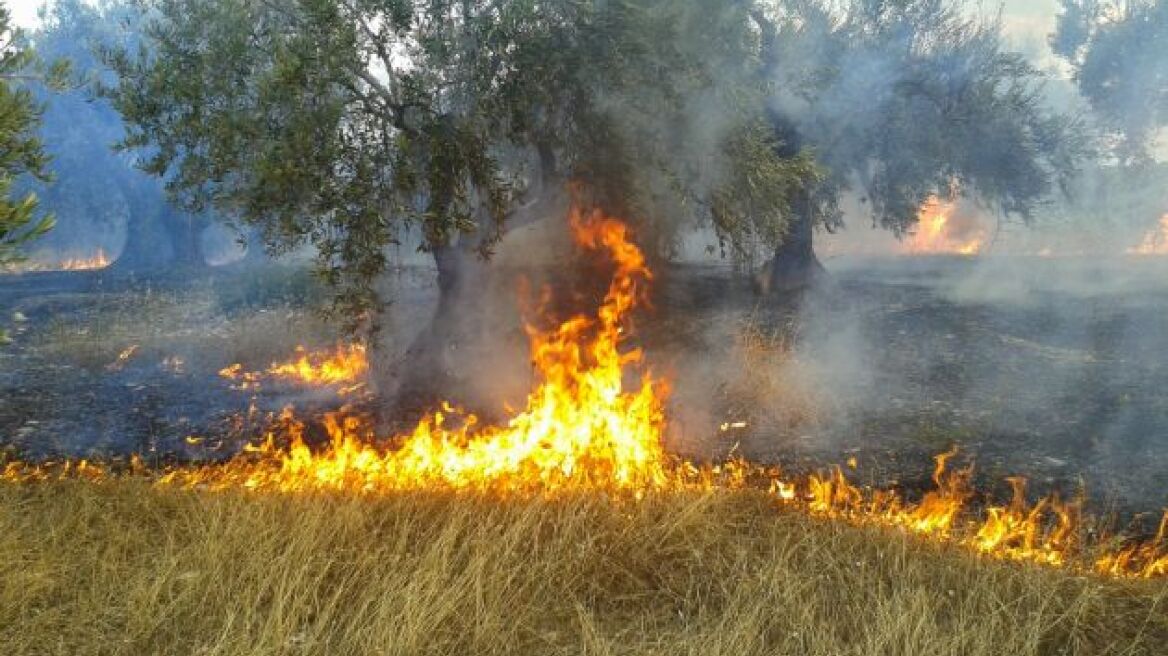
left=1126, top=214, right=1168, bottom=255
left=105, top=344, right=139, bottom=372
left=4, top=208, right=1167, bottom=579
left=904, top=197, right=985, bottom=256
left=3, top=248, right=111, bottom=273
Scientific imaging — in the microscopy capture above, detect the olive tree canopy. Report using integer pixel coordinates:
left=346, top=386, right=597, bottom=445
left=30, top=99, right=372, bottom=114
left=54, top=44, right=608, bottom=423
left=108, top=0, right=819, bottom=330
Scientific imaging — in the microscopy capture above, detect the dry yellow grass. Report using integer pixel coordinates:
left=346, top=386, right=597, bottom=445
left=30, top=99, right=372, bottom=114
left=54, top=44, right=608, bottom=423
left=718, top=318, right=832, bottom=434
left=33, top=292, right=335, bottom=372
left=2, top=482, right=1165, bottom=655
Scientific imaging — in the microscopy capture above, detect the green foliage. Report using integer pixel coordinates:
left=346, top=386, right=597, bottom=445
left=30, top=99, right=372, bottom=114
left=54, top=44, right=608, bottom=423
left=0, top=3, right=56, bottom=267
left=1055, top=0, right=1168, bottom=163
left=106, top=0, right=812, bottom=329
left=761, top=0, right=1087, bottom=235
left=711, top=121, right=823, bottom=258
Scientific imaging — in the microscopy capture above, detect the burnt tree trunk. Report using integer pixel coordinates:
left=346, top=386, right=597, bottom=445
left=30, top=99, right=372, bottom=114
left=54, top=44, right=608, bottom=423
left=111, top=199, right=175, bottom=272
left=239, top=228, right=269, bottom=266
left=378, top=142, right=565, bottom=421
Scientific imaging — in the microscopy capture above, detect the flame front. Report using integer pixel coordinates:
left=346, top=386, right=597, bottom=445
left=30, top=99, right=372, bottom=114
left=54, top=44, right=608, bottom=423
left=5, top=208, right=1168, bottom=580
left=905, top=197, right=984, bottom=256
left=183, top=205, right=669, bottom=493
left=53, top=249, right=112, bottom=271
left=219, top=343, right=368, bottom=392
left=3, top=248, right=111, bottom=273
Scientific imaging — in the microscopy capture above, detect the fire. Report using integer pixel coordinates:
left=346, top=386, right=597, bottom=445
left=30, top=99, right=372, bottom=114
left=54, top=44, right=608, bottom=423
left=54, top=248, right=112, bottom=270
left=789, top=450, right=1166, bottom=577
left=1096, top=513, right=1168, bottom=578
left=1126, top=214, right=1168, bottom=255
left=267, top=343, right=368, bottom=385
left=219, top=343, right=368, bottom=391
left=194, top=205, right=668, bottom=493
left=905, top=197, right=984, bottom=256
left=3, top=248, right=111, bottom=273
left=4, top=207, right=1168, bottom=579
left=106, top=344, right=139, bottom=372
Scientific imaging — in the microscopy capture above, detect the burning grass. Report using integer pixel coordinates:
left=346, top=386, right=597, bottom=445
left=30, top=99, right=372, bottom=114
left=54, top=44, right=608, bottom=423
left=6, top=208, right=1167, bottom=579
left=219, top=342, right=369, bottom=393
left=1, top=248, right=112, bottom=273
left=2, top=480, right=1166, bottom=656
left=5, top=209, right=1168, bottom=653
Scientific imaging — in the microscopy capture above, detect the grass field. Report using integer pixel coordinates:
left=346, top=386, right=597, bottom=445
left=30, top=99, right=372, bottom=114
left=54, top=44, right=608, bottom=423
left=3, top=481, right=1166, bottom=655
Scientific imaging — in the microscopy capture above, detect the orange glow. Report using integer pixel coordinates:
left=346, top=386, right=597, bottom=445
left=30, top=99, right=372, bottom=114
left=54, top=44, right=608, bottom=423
left=1126, top=214, right=1168, bottom=255
left=267, top=343, right=368, bottom=385
left=904, top=197, right=984, bottom=256
left=4, top=207, right=1167, bottom=579
left=4, top=248, right=111, bottom=273
left=219, top=343, right=368, bottom=392
left=105, top=344, right=139, bottom=372
left=56, top=249, right=112, bottom=270
left=187, top=205, right=668, bottom=493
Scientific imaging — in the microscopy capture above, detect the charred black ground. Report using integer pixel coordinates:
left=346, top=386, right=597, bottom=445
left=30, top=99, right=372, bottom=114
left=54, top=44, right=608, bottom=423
left=3, top=257, right=1166, bottom=521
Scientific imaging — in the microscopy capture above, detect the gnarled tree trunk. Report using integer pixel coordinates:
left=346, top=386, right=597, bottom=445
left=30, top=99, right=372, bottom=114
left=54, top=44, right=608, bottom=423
left=377, top=147, right=567, bottom=421
left=239, top=228, right=269, bottom=267
left=382, top=241, right=497, bottom=422
left=762, top=199, right=826, bottom=294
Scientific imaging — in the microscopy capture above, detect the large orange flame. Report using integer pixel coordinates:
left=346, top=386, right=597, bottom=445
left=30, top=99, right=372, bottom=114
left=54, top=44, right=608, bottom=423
left=182, top=205, right=669, bottom=493
left=4, top=208, right=1167, bottom=579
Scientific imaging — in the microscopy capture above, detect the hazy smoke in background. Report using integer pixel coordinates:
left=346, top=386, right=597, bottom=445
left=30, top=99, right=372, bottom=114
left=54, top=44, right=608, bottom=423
left=8, top=0, right=1168, bottom=511
left=363, top=0, right=1168, bottom=505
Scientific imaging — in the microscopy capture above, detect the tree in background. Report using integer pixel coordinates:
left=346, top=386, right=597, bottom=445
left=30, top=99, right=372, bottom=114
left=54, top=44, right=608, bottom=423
left=755, top=0, right=1086, bottom=289
left=27, top=0, right=215, bottom=272
left=0, top=2, right=62, bottom=268
left=106, top=1, right=816, bottom=341
left=1053, top=0, right=1168, bottom=163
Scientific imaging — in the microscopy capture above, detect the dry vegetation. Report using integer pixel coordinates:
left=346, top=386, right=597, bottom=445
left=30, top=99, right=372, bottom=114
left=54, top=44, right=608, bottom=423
left=3, top=481, right=1165, bottom=655
left=716, top=318, right=833, bottom=436
left=23, top=268, right=336, bottom=373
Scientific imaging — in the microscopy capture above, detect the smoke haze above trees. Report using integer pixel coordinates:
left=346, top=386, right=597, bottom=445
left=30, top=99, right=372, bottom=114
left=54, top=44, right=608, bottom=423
left=756, top=0, right=1086, bottom=288
left=105, top=0, right=821, bottom=335
left=102, top=0, right=1094, bottom=322
left=1053, top=0, right=1168, bottom=163
left=22, top=0, right=224, bottom=271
